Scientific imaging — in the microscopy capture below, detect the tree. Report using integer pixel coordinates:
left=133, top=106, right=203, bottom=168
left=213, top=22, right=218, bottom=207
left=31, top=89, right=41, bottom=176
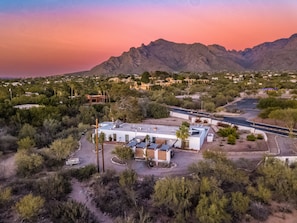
left=141, top=72, right=151, bottom=83
left=176, top=123, right=189, bottom=149
left=153, top=177, right=195, bottom=221
left=203, top=101, right=216, bottom=112
left=79, top=105, right=97, bottom=124
left=256, top=158, right=297, bottom=202
left=43, top=118, right=60, bottom=137
left=230, top=192, right=250, bottom=217
left=146, top=102, right=169, bottom=119
left=109, top=96, right=143, bottom=122
left=199, top=176, right=222, bottom=195
left=189, top=151, right=249, bottom=192
left=18, top=123, right=36, bottom=140
left=48, top=200, right=97, bottom=223
left=15, top=151, right=44, bottom=176
left=269, top=108, right=297, bottom=137
left=36, top=173, right=71, bottom=201
left=119, top=169, right=137, bottom=189
left=196, top=192, right=231, bottom=223
left=15, top=193, right=44, bottom=221
left=112, top=145, right=134, bottom=165
left=0, top=187, right=11, bottom=207
left=247, top=182, right=271, bottom=204
left=17, top=137, right=35, bottom=151
left=46, top=136, right=78, bottom=161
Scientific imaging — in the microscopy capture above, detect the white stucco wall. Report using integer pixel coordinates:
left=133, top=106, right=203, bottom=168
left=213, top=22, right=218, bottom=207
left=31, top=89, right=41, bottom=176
left=97, top=122, right=208, bottom=150
left=274, top=156, right=297, bottom=165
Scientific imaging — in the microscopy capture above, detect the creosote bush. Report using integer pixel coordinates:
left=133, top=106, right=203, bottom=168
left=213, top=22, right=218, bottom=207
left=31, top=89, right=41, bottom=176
left=69, top=164, right=97, bottom=181
left=15, top=193, right=45, bottom=221
left=48, top=200, right=98, bottom=223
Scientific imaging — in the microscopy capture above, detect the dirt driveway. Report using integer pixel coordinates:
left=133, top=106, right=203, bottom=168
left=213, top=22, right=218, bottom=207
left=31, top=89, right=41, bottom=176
left=72, top=128, right=266, bottom=178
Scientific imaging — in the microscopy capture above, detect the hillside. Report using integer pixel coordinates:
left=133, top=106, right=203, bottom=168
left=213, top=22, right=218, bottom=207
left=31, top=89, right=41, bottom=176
left=89, top=34, right=297, bottom=76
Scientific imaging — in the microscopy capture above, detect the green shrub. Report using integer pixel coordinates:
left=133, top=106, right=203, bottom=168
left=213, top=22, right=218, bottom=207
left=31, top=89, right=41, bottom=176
left=70, top=164, right=97, bottom=181
left=147, top=102, right=169, bottom=119
left=36, top=173, right=71, bottom=201
left=217, top=122, right=230, bottom=128
left=0, top=187, right=12, bottom=207
left=227, top=135, right=236, bottom=145
left=15, top=151, right=44, bottom=177
left=15, top=193, right=44, bottom=221
left=218, top=127, right=239, bottom=139
left=257, top=134, right=264, bottom=140
left=119, top=169, right=137, bottom=188
left=247, top=134, right=257, bottom=141
left=48, top=200, right=97, bottom=223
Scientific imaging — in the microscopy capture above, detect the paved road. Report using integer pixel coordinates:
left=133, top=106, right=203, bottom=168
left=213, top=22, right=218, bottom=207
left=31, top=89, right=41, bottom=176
left=224, top=98, right=260, bottom=120
left=275, top=136, right=297, bottom=155
left=71, top=135, right=266, bottom=177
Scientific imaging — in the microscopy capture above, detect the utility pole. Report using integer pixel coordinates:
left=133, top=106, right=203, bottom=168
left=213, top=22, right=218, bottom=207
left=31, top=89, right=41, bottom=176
left=95, top=118, right=100, bottom=173
left=100, top=132, right=105, bottom=173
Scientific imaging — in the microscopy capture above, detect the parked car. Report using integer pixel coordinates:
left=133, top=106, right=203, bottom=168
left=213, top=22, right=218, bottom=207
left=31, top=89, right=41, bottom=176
left=66, top=157, right=80, bottom=166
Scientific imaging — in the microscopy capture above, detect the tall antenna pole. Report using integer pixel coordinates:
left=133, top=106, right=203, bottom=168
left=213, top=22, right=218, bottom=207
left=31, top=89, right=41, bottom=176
left=95, top=118, right=100, bottom=173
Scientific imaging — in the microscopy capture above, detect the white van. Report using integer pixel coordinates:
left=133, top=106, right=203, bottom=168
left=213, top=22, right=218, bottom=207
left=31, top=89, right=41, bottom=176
left=66, top=157, right=80, bottom=166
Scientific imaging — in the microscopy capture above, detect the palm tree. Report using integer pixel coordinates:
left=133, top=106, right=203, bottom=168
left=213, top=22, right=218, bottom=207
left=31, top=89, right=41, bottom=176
left=176, top=123, right=190, bottom=149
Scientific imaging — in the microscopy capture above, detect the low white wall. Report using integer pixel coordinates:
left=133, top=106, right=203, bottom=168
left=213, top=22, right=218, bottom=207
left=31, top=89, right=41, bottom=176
left=272, top=156, right=297, bottom=165
left=170, top=111, right=191, bottom=121
left=171, top=112, right=268, bottom=142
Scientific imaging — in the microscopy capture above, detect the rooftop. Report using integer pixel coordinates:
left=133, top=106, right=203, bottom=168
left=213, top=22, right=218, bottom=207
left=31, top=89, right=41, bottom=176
left=14, top=104, right=43, bottom=109
left=99, top=122, right=209, bottom=137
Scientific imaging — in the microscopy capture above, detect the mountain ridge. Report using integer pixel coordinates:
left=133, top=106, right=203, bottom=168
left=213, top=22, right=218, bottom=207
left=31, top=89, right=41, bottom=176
left=89, top=34, right=297, bottom=76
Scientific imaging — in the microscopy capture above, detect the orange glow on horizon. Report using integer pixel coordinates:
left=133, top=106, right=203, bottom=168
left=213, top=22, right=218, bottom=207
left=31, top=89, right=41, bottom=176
left=0, top=2, right=297, bottom=77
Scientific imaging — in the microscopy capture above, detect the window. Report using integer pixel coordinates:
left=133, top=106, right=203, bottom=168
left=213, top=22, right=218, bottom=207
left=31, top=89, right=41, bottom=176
left=113, top=133, right=117, bottom=141
left=125, top=134, right=129, bottom=142
left=152, top=137, right=156, bottom=143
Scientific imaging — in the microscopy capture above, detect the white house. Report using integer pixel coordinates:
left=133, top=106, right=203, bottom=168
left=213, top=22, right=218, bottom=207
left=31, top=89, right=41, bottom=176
left=96, top=121, right=209, bottom=151
left=273, top=156, right=297, bottom=165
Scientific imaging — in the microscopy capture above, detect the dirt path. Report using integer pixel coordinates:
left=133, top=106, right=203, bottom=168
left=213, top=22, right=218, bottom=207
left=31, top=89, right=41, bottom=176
left=69, top=180, right=113, bottom=223
left=0, top=154, right=16, bottom=179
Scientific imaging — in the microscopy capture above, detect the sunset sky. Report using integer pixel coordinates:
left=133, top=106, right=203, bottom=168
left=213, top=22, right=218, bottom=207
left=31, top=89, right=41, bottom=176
left=0, top=0, right=297, bottom=78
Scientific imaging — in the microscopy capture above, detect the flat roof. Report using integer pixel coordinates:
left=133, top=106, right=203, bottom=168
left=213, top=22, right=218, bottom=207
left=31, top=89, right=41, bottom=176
left=99, top=122, right=209, bottom=138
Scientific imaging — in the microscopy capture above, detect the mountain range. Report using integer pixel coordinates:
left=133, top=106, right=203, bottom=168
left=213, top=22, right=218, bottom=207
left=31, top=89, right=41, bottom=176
left=89, top=34, right=297, bottom=76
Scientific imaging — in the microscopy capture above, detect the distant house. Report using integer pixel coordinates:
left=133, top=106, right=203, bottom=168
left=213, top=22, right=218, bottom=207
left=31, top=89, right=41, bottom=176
left=14, top=104, right=42, bottom=109
left=25, top=92, right=39, bottom=96
left=130, top=82, right=152, bottom=91
left=86, top=94, right=106, bottom=104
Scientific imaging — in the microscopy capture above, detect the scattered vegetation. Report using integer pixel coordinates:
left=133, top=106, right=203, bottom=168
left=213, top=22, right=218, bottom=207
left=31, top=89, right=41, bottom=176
left=15, top=193, right=45, bottom=221
left=1, top=71, right=297, bottom=222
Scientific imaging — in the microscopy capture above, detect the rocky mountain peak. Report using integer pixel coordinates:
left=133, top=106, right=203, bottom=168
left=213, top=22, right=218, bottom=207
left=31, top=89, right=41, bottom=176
left=89, top=34, right=297, bottom=76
